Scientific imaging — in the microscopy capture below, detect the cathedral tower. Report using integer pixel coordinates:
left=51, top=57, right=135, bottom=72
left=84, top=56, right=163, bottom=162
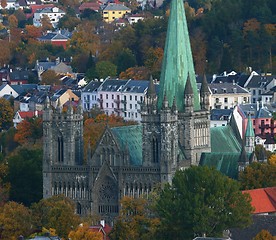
left=43, top=99, right=84, bottom=198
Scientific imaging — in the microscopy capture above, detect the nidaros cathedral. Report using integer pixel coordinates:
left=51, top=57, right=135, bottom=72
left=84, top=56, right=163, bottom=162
left=43, top=0, right=254, bottom=222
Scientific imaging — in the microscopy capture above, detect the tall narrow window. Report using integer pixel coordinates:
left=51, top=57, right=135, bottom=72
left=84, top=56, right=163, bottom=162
left=152, top=137, right=159, bottom=163
left=58, top=135, right=64, bottom=162
left=75, top=136, right=82, bottom=165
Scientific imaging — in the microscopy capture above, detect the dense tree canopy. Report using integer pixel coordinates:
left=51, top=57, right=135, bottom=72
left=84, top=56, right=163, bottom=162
left=0, top=201, right=33, bottom=240
left=31, top=195, right=81, bottom=238
left=155, top=166, right=253, bottom=239
left=7, top=147, right=43, bottom=206
left=239, top=162, right=276, bottom=190
left=109, top=196, right=160, bottom=240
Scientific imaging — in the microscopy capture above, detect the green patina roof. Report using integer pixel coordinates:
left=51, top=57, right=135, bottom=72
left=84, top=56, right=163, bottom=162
left=210, top=125, right=242, bottom=153
left=245, top=115, right=254, bottom=138
left=200, top=125, right=244, bottom=179
left=111, top=125, right=142, bottom=166
left=200, top=152, right=239, bottom=179
left=157, top=0, right=200, bottom=111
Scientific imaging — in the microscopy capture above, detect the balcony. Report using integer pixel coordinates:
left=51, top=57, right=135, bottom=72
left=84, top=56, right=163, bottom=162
left=121, top=99, right=126, bottom=104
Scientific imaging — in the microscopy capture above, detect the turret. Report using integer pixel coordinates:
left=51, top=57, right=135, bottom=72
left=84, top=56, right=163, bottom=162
left=200, top=75, right=210, bottom=110
left=184, top=75, right=194, bottom=113
left=244, top=114, right=255, bottom=153
left=238, top=146, right=249, bottom=172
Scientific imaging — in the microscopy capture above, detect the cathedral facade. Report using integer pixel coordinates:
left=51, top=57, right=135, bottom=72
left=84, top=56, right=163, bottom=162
left=42, top=0, right=252, bottom=222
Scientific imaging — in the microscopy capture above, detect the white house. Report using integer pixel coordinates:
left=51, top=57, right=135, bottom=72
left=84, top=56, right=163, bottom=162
left=33, top=7, right=65, bottom=28
left=209, top=82, right=251, bottom=110
left=13, top=110, right=42, bottom=128
left=81, top=81, right=102, bottom=111
left=0, top=84, right=19, bottom=98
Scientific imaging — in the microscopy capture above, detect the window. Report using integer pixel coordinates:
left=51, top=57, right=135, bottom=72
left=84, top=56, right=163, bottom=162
left=112, top=11, right=115, bottom=14
left=243, top=97, right=247, bottom=102
left=135, top=104, right=137, bottom=109
left=100, top=94, right=103, bottom=99
left=112, top=103, right=114, bottom=108
left=124, top=112, right=127, bottom=117
left=112, top=94, right=114, bottom=99
left=124, top=96, right=126, bottom=101
left=224, top=98, right=228, bottom=103
left=106, top=94, right=108, bottom=99
left=135, top=96, right=137, bottom=101
left=259, top=90, right=262, bottom=94
left=130, top=95, right=132, bottom=101
left=130, top=104, right=132, bottom=109
left=140, top=96, right=143, bottom=102
left=106, top=103, right=108, bottom=108
left=135, top=113, right=137, bottom=118
left=253, top=90, right=256, bottom=95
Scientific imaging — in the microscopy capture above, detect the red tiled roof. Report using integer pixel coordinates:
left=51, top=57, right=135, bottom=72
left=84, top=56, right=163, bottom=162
left=243, top=187, right=276, bottom=214
left=79, top=2, right=100, bottom=11
left=18, top=111, right=43, bottom=119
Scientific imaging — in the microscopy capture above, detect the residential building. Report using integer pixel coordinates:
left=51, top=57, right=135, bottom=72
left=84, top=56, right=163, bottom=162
left=79, top=2, right=100, bottom=12
left=102, top=3, right=131, bottom=23
left=13, top=110, right=43, bottom=128
left=33, top=7, right=65, bottom=28
left=210, top=109, right=232, bottom=128
left=126, top=14, right=145, bottom=24
left=81, top=81, right=102, bottom=111
left=209, top=82, right=250, bottom=110
left=38, top=30, right=72, bottom=49
left=50, top=88, right=79, bottom=108
left=0, top=84, right=19, bottom=98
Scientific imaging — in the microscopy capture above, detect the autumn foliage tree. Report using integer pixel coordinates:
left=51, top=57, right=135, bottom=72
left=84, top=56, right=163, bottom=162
left=41, top=70, right=60, bottom=85
left=119, top=66, right=150, bottom=80
left=239, top=162, right=276, bottom=190
left=109, top=196, right=160, bottom=240
left=68, top=223, right=102, bottom=240
left=253, top=229, right=274, bottom=240
left=0, top=98, right=13, bottom=131
left=14, top=117, right=43, bottom=145
left=0, top=201, right=33, bottom=240
left=31, top=195, right=81, bottom=238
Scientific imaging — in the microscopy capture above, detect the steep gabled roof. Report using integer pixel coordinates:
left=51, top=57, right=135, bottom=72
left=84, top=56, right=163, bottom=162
left=242, top=187, right=276, bottom=214
left=111, top=125, right=142, bottom=166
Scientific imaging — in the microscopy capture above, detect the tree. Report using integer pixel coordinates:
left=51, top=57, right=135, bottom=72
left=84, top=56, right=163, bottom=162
left=14, top=117, right=43, bottom=145
left=41, top=70, right=60, bottom=85
left=0, top=40, right=11, bottom=67
left=0, top=201, right=33, bottom=240
left=155, top=166, right=253, bottom=239
left=7, top=147, right=43, bottom=206
left=68, top=223, right=102, bottom=240
left=0, top=161, right=9, bottom=207
left=239, top=162, right=276, bottom=190
left=268, top=154, right=276, bottom=165
left=109, top=196, right=160, bottom=240
left=253, top=229, right=274, bottom=240
left=115, top=48, right=137, bottom=75
left=95, top=61, right=117, bottom=79
left=31, top=195, right=81, bottom=238
left=0, top=98, right=13, bottom=131
left=41, top=15, right=53, bottom=32
left=119, top=66, right=150, bottom=80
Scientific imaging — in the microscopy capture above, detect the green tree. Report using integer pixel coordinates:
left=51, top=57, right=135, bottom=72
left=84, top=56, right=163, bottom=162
left=95, top=61, right=117, bottom=79
left=7, top=147, right=43, bottom=206
left=115, top=48, right=137, bottom=75
left=0, top=161, right=9, bottom=206
left=0, top=201, right=32, bottom=240
left=0, top=98, right=13, bottom=131
left=156, top=166, right=253, bottom=239
left=239, top=162, right=276, bottom=190
left=31, top=195, right=81, bottom=238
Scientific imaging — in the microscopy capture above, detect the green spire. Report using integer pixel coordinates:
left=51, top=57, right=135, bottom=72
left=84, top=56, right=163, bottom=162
left=245, top=114, right=254, bottom=138
left=157, top=0, right=200, bottom=111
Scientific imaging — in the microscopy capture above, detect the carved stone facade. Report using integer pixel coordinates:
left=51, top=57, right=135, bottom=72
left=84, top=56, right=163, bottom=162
left=42, top=0, right=212, bottom=223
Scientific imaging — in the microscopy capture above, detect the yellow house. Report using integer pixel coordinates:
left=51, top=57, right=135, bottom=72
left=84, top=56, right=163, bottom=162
left=102, top=3, right=131, bottom=23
